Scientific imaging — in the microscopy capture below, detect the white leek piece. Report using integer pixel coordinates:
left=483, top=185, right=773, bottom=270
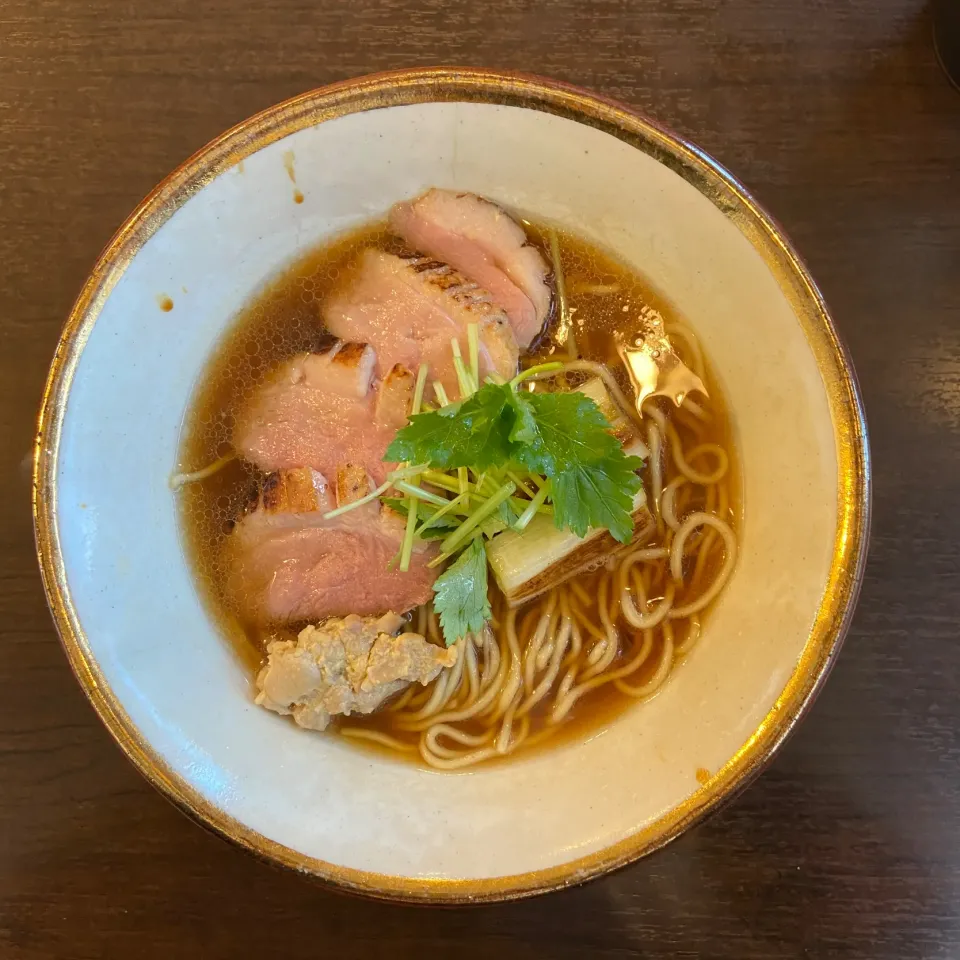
left=486, top=484, right=649, bottom=607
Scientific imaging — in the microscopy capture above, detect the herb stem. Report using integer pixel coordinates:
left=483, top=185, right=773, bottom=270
left=437, top=481, right=516, bottom=559
left=395, top=481, right=450, bottom=506
left=416, top=492, right=466, bottom=537
left=433, top=381, right=451, bottom=407
left=411, top=363, right=429, bottom=415
left=513, top=479, right=552, bottom=532
left=421, top=470, right=462, bottom=494
left=451, top=339, right=477, bottom=398
left=505, top=469, right=537, bottom=498
left=387, top=463, right=429, bottom=481
left=506, top=495, right=543, bottom=515
left=510, top=362, right=565, bottom=389
left=467, top=323, right=480, bottom=388
left=399, top=498, right=419, bottom=572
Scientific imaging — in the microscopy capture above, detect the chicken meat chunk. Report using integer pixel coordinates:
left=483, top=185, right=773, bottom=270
left=255, top=613, right=457, bottom=730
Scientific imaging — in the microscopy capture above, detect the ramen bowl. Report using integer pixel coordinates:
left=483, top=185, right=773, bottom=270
left=34, top=69, right=870, bottom=902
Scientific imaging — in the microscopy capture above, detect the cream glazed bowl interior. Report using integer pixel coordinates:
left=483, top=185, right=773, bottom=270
left=34, top=69, right=870, bottom=902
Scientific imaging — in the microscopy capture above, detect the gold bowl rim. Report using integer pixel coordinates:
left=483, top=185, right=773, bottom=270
left=33, top=67, right=871, bottom=904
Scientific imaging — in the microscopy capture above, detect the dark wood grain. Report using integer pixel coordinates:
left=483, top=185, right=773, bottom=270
left=2, top=0, right=959, bottom=957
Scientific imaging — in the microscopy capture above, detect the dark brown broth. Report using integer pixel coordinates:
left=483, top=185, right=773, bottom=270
left=178, top=217, right=740, bottom=760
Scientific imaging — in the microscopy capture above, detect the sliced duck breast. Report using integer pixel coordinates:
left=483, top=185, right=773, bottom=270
left=227, top=466, right=436, bottom=624
left=233, top=342, right=402, bottom=484
left=389, top=189, right=553, bottom=348
left=323, top=249, right=519, bottom=399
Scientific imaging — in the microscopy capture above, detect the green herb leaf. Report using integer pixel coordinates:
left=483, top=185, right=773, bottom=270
left=511, top=390, right=642, bottom=543
left=431, top=537, right=491, bottom=645
left=505, top=389, right=538, bottom=444
left=511, top=390, right=623, bottom=474
left=385, top=384, right=513, bottom=470
left=385, top=379, right=644, bottom=548
left=479, top=496, right=518, bottom=538
left=551, top=456, right=644, bottom=542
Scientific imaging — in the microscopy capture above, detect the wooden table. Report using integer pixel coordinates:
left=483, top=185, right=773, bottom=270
left=3, top=0, right=958, bottom=956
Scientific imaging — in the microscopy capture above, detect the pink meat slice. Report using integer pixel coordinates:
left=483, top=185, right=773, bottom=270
left=227, top=467, right=436, bottom=625
left=323, top=249, right=519, bottom=398
left=389, top=189, right=553, bottom=348
left=233, top=345, right=399, bottom=484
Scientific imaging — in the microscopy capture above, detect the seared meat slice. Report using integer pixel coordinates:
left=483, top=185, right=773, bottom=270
left=323, top=249, right=518, bottom=398
left=297, top=340, right=377, bottom=398
left=256, top=465, right=332, bottom=518
left=255, top=613, right=457, bottom=731
left=375, top=363, right=416, bottom=430
left=389, top=189, right=552, bottom=348
left=227, top=467, right=436, bottom=624
left=234, top=343, right=404, bottom=484
left=335, top=461, right=372, bottom=508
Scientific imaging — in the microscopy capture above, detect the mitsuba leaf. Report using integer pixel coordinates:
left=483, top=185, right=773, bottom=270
left=550, top=456, right=644, bottom=543
left=431, top=537, right=491, bottom=644
left=505, top=389, right=538, bottom=444
left=385, top=379, right=644, bottom=548
left=511, top=390, right=622, bottom=474
left=385, top=385, right=513, bottom=469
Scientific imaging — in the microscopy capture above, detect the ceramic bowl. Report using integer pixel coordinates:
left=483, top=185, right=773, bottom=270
left=34, top=69, right=870, bottom=902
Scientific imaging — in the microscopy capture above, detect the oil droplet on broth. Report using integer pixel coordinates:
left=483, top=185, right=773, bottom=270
left=156, top=294, right=174, bottom=312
